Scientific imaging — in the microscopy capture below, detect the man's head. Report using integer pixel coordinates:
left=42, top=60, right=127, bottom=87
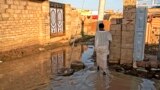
left=99, top=23, right=104, bottom=30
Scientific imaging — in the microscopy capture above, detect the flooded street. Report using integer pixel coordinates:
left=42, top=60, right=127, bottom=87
left=0, top=45, right=160, bottom=90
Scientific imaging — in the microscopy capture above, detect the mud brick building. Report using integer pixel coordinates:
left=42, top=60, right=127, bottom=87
left=0, top=0, right=82, bottom=52
left=146, top=8, right=160, bottom=45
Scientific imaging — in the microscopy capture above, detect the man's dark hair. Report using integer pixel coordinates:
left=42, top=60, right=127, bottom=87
left=99, top=23, right=104, bottom=28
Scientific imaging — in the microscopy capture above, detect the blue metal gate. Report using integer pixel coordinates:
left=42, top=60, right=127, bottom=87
left=133, top=7, right=148, bottom=61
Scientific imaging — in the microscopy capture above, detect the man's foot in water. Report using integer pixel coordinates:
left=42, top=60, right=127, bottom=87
left=103, top=72, right=106, bottom=75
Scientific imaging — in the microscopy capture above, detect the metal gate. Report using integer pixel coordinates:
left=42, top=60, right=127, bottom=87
left=50, top=2, right=65, bottom=37
left=133, top=7, right=148, bottom=61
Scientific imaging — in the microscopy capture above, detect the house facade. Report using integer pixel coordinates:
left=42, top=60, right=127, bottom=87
left=0, top=0, right=82, bottom=52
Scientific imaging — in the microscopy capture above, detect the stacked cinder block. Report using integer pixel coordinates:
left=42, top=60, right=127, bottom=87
left=109, top=18, right=122, bottom=64
left=121, top=0, right=136, bottom=64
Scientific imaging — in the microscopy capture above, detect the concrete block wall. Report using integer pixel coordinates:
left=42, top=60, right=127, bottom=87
left=121, top=0, right=136, bottom=64
left=109, top=0, right=136, bottom=64
left=109, top=18, right=122, bottom=63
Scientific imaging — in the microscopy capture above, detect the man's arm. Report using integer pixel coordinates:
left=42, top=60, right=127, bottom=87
left=109, top=41, right=112, bottom=51
left=94, top=32, right=98, bottom=51
left=108, top=32, right=112, bottom=52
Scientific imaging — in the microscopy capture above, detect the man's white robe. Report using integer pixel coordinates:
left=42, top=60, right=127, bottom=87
left=95, top=30, right=112, bottom=73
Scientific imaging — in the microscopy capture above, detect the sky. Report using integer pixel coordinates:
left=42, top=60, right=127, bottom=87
left=51, top=0, right=123, bottom=12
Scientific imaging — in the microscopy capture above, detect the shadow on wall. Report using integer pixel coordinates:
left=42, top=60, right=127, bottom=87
left=145, top=44, right=159, bottom=55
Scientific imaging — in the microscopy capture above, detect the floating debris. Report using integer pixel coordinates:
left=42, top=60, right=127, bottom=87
left=88, top=45, right=94, bottom=48
left=154, top=73, right=160, bottom=79
left=109, top=64, right=160, bottom=79
left=39, top=48, right=45, bottom=51
left=90, top=59, right=96, bottom=62
left=57, top=68, right=74, bottom=76
left=151, top=68, right=160, bottom=71
left=71, top=61, right=85, bottom=71
left=136, top=68, right=148, bottom=72
left=0, top=61, right=3, bottom=63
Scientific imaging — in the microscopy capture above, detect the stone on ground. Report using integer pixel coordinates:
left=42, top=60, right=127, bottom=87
left=57, top=68, right=74, bottom=76
left=71, top=61, right=85, bottom=71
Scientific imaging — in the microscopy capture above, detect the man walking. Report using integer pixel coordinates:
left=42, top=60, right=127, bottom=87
left=95, top=23, right=112, bottom=75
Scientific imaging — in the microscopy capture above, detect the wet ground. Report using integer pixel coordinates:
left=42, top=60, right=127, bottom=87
left=0, top=45, right=160, bottom=90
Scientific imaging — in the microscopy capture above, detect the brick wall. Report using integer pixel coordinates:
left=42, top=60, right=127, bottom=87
left=85, top=19, right=110, bottom=35
left=146, top=17, right=160, bottom=44
left=0, top=1, right=82, bottom=52
left=0, top=0, right=43, bottom=52
left=40, top=3, right=82, bottom=44
left=65, top=5, right=82, bottom=39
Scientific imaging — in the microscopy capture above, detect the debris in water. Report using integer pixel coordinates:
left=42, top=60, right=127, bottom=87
left=57, top=68, right=74, bottom=76
left=71, top=61, right=85, bottom=71
left=151, top=68, right=160, bottom=71
left=90, top=59, right=96, bottom=62
left=136, top=68, right=148, bottom=72
left=109, top=64, right=160, bottom=79
left=0, top=61, right=3, bottom=63
left=110, top=65, right=125, bottom=72
left=121, top=64, right=133, bottom=70
left=39, top=48, right=45, bottom=51
left=155, top=73, right=160, bottom=79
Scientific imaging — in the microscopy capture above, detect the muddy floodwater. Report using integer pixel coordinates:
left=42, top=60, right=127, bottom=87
left=0, top=45, right=160, bottom=90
